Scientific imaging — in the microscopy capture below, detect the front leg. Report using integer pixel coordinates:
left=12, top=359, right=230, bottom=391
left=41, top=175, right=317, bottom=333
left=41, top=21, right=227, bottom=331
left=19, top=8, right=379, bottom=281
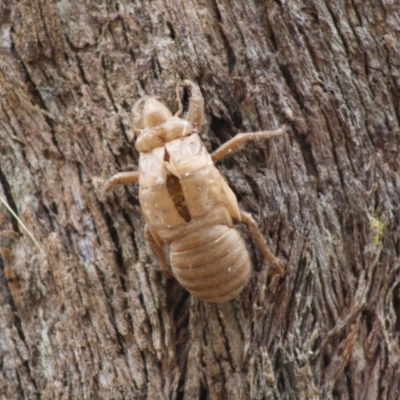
left=176, top=80, right=204, bottom=131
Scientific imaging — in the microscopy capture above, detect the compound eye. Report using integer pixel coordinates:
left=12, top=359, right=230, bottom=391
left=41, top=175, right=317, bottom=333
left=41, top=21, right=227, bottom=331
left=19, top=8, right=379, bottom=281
left=143, top=98, right=173, bottom=128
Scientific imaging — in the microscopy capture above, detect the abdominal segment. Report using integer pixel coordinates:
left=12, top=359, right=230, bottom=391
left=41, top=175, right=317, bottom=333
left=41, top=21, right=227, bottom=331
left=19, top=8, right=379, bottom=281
left=170, top=225, right=252, bottom=303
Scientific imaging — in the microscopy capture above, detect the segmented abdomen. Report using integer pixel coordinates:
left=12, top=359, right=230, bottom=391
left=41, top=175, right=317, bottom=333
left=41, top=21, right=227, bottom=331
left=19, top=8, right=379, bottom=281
left=170, top=225, right=251, bottom=303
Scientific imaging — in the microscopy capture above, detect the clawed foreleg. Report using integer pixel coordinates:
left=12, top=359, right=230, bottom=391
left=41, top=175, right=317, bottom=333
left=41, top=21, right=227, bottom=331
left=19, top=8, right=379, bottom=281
left=175, top=80, right=204, bottom=131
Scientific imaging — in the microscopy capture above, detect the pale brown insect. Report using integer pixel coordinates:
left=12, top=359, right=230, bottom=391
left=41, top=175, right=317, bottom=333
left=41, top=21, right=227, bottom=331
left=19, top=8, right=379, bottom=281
left=105, top=80, right=285, bottom=303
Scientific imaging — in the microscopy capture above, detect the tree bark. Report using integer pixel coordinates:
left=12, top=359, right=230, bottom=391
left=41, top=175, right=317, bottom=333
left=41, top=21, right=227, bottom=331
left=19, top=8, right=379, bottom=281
left=1, top=0, right=399, bottom=399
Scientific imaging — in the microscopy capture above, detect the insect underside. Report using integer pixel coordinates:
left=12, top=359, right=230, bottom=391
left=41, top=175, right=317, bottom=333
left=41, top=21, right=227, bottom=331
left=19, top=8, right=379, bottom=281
left=105, top=80, right=285, bottom=303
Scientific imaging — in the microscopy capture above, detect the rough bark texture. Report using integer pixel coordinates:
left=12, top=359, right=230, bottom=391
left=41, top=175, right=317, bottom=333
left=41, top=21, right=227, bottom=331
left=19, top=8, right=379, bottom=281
left=1, top=0, right=400, bottom=399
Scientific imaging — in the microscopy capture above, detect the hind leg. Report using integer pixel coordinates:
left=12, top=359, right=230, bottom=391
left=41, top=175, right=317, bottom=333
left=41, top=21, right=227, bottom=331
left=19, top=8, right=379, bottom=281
left=240, top=210, right=284, bottom=275
left=145, top=225, right=173, bottom=278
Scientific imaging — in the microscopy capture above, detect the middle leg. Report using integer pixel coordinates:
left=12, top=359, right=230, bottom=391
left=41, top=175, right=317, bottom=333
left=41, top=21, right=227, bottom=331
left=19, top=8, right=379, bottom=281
left=211, top=126, right=286, bottom=163
left=104, top=171, right=139, bottom=192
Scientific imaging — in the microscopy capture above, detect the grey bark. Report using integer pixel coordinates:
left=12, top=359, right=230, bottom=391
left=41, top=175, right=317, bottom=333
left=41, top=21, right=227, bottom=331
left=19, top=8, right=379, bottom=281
left=1, top=0, right=399, bottom=399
